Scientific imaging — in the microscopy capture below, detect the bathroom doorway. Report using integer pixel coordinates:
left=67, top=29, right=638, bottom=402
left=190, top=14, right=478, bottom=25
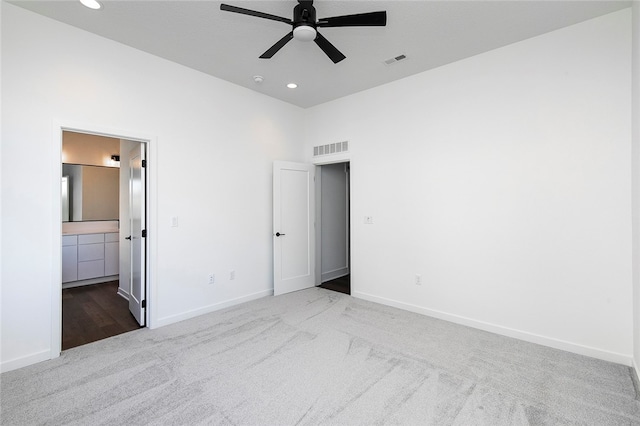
left=60, top=130, right=147, bottom=350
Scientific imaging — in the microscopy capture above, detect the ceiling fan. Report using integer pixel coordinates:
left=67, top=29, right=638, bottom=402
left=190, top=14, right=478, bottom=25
left=220, top=1, right=387, bottom=64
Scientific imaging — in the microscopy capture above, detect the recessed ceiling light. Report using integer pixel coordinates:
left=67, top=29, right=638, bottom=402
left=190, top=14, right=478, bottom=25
left=287, top=83, right=298, bottom=89
left=80, top=0, right=102, bottom=10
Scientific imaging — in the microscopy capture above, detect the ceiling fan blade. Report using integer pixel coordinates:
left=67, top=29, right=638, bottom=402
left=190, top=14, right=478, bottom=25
left=260, top=32, right=294, bottom=59
left=220, top=4, right=292, bottom=25
left=317, top=11, right=386, bottom=27
left=314, top=32, right=346, bottom=64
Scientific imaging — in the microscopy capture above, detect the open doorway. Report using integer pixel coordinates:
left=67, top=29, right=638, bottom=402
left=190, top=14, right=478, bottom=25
left=316, top=162, right=350, bottom=295
left=60, top=131, right=147, bottom=350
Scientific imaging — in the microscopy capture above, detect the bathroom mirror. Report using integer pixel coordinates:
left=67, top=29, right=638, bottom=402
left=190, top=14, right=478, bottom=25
left=62, top=164, right=119, bottom=222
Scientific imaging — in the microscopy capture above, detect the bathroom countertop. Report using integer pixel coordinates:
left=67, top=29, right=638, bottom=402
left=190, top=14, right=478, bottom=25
left=62, top=229, right=119, bottom=235
left=62, top=220, right=119, bottom=236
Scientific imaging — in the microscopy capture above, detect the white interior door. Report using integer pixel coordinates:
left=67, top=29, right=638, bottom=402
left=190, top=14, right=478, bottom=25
left=273, top=161, right=315, bottom=296
left=129, top=144, right=146, bottom=325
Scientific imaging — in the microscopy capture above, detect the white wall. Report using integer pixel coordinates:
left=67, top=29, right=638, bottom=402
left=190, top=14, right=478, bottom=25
left=632, top=0, right=640, bottom=373
left=305, top=9, right=633, bottom=364
left=0, top=1, right=3, bottom=361
left=320, top=163, right=349, bottom=282
left=1, top=3, right=305, bottom=371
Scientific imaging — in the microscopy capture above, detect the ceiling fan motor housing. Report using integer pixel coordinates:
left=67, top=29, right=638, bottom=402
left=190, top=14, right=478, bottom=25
left=293, top=1, right=317, bottom=41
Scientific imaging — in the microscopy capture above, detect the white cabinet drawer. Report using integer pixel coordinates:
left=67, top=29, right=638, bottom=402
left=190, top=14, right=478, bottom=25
left=105, top=232, right=119, bottom=243
left=78, top=260, right=104, bottom=280
left=62, top=235, right=77, bottom=246
left=78, top=243, right=104, bottom=262
left=78, top=233, right=104, bottom=245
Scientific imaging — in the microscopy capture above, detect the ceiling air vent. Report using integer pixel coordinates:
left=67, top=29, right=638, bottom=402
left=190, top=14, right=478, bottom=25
left=314, top=141, right=349, bottom=157
left=384, top=54, right=407, bottom=65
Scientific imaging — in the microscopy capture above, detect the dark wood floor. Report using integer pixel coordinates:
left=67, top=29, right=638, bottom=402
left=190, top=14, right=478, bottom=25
left=319, top=274, right=350, bottom=295
left=62, top=281, right=141, bottom=351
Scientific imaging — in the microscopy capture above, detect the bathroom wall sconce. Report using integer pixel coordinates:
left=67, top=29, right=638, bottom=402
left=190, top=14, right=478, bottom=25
left=111, top=155, right=120, bottom=162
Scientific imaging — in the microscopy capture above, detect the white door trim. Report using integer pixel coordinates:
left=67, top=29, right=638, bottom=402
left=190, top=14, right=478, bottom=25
left=51, top=120, right=157, bottom=360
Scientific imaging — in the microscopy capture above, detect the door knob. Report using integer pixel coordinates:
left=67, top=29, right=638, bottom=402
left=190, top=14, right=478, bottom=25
left=275, top=232, right=285, bottom=237
left=125, top=236, right=132, bottom=240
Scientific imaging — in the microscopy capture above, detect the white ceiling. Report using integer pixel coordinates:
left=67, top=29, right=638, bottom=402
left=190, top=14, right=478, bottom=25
left=10, top=0, right=631, bottom=108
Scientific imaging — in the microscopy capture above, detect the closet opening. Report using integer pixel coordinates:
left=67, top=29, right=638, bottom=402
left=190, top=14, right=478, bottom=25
left=316, top=162, right=350, bottom=295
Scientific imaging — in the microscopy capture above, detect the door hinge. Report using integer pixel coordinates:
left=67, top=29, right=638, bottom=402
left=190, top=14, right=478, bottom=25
left=141, top=300, right=146, bottom=308
left=142, top=229, right=147, bottom=238
left=142, top=159, right=147, bottom=168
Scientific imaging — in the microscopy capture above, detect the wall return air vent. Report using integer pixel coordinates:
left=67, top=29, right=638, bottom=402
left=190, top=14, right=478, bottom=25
left=313, top=141, right=349, bottom=157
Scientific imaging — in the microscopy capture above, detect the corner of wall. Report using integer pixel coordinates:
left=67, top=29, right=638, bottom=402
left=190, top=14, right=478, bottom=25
left=632, top=0, right=640, bottom=372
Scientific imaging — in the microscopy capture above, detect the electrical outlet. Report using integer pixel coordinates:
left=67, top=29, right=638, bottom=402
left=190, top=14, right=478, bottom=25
left=415, top=274, right=422, bottom=286
left=208, top=274, right=215, bottom=285
left=230, top=270, right=235, bottom=280
left=364, top=216, right=374, bottom=224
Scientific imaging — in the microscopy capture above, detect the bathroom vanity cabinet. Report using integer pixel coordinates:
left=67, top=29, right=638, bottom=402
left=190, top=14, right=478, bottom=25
left=62, top=232, right=119, bottom=284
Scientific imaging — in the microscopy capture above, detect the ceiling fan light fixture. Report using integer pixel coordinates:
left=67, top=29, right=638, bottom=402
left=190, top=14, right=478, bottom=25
left=293, top=25, right=317, bottom=42
left=80, top=0, right=102, bottom=10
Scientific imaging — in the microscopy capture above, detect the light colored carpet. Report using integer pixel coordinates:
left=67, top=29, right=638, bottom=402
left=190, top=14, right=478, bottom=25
left=1, top=288, right=639, bottom=425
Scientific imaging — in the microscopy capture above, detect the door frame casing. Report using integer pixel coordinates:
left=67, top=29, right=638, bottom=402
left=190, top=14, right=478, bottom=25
left=51, top=120, right=156, bottom=359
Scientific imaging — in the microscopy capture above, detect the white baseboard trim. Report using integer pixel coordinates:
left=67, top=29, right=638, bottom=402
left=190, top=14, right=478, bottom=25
left=353, top=291, right=633, bottom=366
left=117, top=287, right=130, bottom=301
left=321, top=267, right=349, bottom=283
left=62, top=275, right=119, bottom=289
left=154, top=289, right=273, bottom=329
left=1, top=349, right=51, bottom=373
left=632, top=359, right=640, bottom=400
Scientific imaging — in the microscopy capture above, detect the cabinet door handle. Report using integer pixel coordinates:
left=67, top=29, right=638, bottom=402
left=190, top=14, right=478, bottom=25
left=125, top=236, right=132, bottom=240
